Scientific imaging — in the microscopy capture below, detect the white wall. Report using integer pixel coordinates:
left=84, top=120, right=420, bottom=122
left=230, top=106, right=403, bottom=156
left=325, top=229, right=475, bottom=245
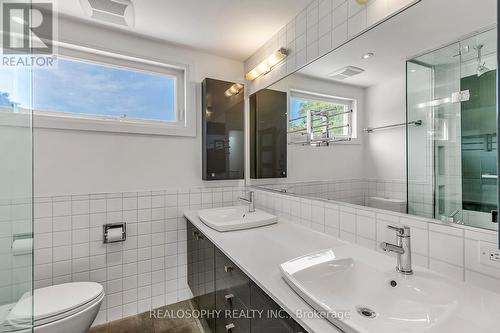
left=364, top=70, right=407, bottom=181
left=34, top=17, right=244, bottom=197
left=266, top=74, right=366, bottom=182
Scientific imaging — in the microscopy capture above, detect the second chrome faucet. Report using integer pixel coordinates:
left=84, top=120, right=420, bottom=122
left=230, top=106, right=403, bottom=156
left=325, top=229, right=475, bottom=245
left=380, top=225, right=413, bottom=275
left=239, top=191, right=255, bottom=213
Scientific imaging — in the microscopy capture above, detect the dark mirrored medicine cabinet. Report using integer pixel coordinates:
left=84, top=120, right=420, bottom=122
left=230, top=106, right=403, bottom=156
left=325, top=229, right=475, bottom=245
left=202, top=78, right=245, bottom=180
left=250, top=89, right=287, bottom=179
left=201, top=80, right=288, bottom=181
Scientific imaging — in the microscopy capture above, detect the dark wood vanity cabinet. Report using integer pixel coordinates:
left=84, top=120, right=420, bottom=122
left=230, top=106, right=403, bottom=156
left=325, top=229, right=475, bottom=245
left=187, top=221, right=305, bottom=333
left=187, top=222, right=216, bottom=332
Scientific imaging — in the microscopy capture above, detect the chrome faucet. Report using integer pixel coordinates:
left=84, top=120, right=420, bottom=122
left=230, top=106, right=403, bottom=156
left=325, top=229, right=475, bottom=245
left=441, top=209, right=461, bottom=223
left=380, top=225, right=413, bottom=275
left=239, top=191, right=255, bottom=213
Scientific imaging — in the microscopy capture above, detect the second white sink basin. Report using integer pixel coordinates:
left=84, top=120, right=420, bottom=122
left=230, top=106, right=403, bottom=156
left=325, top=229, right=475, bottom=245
left=281, top=247, right=500, bottom=333
left=198, top=205, right=277, bottom=232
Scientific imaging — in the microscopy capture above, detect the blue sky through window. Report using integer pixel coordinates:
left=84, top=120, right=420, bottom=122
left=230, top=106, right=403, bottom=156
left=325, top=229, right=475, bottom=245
left=290, top=97, right=304, bottom=119
left=0, top=58, right=176, bottom=121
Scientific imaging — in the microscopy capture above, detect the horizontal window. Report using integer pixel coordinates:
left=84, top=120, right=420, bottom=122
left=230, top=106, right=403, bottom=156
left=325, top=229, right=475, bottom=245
left=0, top=45, right=195, bottom=136
left=33, top=58, right=179, bottom=122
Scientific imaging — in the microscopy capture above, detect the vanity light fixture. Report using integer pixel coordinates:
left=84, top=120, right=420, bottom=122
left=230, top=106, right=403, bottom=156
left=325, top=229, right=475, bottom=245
left=361, top=52, right=374, bottom=59
left=245, top=48, right=288, bottom=81
left=225, top=83, right=244, bottom=97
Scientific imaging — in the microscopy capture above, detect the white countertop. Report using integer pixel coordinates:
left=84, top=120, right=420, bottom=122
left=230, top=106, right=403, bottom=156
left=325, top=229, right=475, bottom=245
left=184, top=210, right=345, bottom=333
left=184, top=209, right=500, bottom=333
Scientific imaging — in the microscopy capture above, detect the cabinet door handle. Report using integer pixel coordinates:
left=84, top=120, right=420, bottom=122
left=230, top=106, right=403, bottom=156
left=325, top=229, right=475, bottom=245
left=225, top=293, right=234, bottom=306
left=192, top=231, right=204, bottom=240
left=224, top=265, right=234, bottom=273
left=225, top=323, right=235, bottom=332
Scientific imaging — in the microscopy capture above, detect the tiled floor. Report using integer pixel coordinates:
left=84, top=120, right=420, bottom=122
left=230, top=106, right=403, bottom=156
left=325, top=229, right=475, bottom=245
left=88, top=300, right=205, bottom=333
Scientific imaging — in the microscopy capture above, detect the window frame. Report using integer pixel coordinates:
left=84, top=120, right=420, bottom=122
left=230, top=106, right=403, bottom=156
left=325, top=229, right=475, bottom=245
left=288, top=89, right=358, bottom=143
left=33, top=43, right=195, bottom=136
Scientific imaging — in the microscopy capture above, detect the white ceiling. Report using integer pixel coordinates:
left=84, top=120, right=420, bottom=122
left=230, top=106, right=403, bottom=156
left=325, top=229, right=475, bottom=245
left=56, top=0, right=312, bottom=61
left=297, top=0, right=497, bottom=87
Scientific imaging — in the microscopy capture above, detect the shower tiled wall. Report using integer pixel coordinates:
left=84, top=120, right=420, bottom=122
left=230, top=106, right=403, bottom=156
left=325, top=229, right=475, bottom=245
left=32, top=186, right=245, bottom=326
left=253, top=188, right=500, bottom=293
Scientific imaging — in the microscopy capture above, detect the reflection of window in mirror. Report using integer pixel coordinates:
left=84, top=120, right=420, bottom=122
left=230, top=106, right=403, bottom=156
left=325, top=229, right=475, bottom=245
left=288, top=91, right=357, bottom=144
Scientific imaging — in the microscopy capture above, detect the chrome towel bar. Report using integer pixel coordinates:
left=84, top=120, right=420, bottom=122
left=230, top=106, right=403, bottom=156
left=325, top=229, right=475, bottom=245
left=364, top=120, right=422, bottom=133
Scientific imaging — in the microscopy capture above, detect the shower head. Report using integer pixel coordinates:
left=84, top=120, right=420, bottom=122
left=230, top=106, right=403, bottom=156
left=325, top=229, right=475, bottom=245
left=474, top=45, right=489, bottom=77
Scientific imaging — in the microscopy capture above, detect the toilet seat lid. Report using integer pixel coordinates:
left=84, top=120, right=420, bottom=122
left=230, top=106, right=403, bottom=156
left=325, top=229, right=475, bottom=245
left=8, top=282, right=104, bottom=323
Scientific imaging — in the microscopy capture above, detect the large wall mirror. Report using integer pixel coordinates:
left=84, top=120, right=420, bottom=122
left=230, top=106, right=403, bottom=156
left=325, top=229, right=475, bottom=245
left=249, top=0, right=498, bottom=231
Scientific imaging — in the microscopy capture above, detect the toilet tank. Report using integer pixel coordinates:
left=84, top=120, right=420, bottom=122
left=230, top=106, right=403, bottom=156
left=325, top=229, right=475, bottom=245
left=368, top=197, right=407, bottom=213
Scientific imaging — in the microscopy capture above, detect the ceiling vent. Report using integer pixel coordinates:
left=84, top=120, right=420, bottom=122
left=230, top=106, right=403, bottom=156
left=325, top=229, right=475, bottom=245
left=328, top=66, right=364, bottom=80
left=80, top=0, right=135, bottom=27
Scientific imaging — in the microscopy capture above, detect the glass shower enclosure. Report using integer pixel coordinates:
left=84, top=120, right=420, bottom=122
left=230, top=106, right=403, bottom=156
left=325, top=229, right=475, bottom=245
left=0, top=0, right=34, bottom=329
left=407, top=27, right=498, bottom=230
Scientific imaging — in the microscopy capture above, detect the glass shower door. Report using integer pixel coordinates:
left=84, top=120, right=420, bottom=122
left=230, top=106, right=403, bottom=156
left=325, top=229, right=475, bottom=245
left=0, top=1, right=34, bottom=330
left=407, top=28, right=498, bottom=230
left=431, top=42, right=463, bottom=223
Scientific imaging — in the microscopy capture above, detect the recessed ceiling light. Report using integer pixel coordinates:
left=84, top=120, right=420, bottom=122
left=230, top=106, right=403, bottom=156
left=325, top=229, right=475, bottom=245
left=361, top=52, right=374, bottom=59
left=410, top=69, right=417, bottom=73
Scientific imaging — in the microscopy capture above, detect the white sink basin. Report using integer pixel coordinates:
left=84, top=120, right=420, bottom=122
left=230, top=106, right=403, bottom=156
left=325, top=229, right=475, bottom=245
left=198, top=205, right=277, bottom=232
left=281, top=247, right=500, bottom=333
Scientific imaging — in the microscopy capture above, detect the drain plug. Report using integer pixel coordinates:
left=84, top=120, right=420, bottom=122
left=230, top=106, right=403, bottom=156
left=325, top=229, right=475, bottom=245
left=356, top=306, right=377, bottom=318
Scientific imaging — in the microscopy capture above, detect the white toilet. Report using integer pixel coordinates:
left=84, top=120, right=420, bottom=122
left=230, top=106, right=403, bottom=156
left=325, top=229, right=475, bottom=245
left=5, top=282, right=104, bottom=333
left=368, top=196, right=407, bottom=213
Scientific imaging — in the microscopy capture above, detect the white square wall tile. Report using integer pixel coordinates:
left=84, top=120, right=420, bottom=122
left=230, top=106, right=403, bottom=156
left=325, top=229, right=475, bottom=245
left=465, top=270, right=500, bottom=294
left=429, top=231, right=463, bottom=267
left=53, top=201, right=71, bottom=217
left=307, top=41, right=319, bottom=62
left=339, top=230, right=355, bottom=243
left=367, top=0, right=388, bottom=26
left=307, top=24, right=319, bottom=45
left=319, top=13, right=333, bottom=37
left=90, top=200, right=106, bottom=214
left=319, top=0, right=333, bottom=17
left=409, top=225, right=428, bottom=257
left=333, top=2, right=347, bottom=27
left=332, top=22, right=347, bottom=48
left=339, top=211, right=355, bottom=233
left=72, top=200, right=89, bottom=215
left=34, top=202, right=52, bottom=218
left=356, top=236, right=376, bottom=250
left=296, top=16, right=307, bottom=37
left=106, top=198, right=122, bottom=212
left=307, top=4, right=319, bottom=28
left=356, top=215, right=375, bottom=240
left=348, top=0, right=365, bottom=17
left=429, top=259, right=464, bottom=281
left=319, top=31, right=332, bottom=55
left=325, top=207, right=339, bottom=229
left=348, top=9, right=367, bottom=38
left=333, top=0, right=345, bottom=9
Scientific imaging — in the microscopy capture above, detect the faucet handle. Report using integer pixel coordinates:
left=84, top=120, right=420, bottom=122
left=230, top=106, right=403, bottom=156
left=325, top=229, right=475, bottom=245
left=387, top=225, right=410, bottom=236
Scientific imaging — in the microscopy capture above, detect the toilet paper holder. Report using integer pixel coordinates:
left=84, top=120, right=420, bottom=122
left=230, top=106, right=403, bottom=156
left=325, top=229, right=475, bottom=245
left=103, top=223, right=127, bottom=244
